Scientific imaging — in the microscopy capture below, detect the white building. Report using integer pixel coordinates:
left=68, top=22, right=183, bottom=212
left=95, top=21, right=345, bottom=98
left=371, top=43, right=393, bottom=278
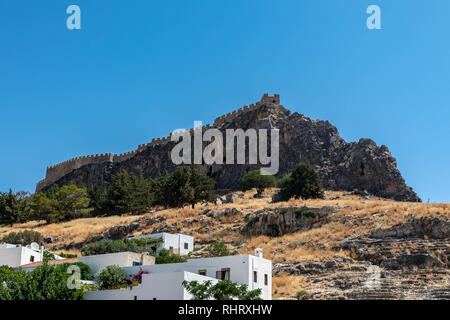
left=85, top=271, right=218, bottom=300
left=0, top=243, right=44, bottom=267
left=130, top=233, right=194, bottom=256
left=78, top=251, right=155, bottom=275
left=85, top=249, right=272, bottom=300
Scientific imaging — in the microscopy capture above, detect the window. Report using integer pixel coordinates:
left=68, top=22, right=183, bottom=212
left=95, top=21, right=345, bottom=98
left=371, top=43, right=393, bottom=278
left=184, top=242, right=189, bottom=250
left=253, top=271, right=258, bottom=283
left=216, top=268, right=230, bottom=280
left=198, top=269, right=207, bottom=276
left=264, top=274, right=268, bottom=286
left=30, top=256, right=34, bottom=262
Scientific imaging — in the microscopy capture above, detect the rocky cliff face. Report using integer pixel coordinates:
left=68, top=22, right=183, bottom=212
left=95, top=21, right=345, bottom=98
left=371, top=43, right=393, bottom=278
left=40, top=94, right=420, bottom=202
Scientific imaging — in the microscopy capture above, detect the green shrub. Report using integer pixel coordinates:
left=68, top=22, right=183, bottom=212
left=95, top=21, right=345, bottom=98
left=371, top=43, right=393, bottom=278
left=43, top=251, right=55, bottom=262
left=295, top=208, right=316, bottom=218
left=205, top=241, right=231, bottom=257
left=155, top=248, right=186, bottom=264
left=81, top=239, right=157, bottom=256
left=278, top=164, right=324, bottom=201
left=296, top=290, right=308, bottom=300
left=59, top=252, right=78, bottom=259
left=2, top=230, right=43, bottom=245
left=95, top=265, right=127, bottom=290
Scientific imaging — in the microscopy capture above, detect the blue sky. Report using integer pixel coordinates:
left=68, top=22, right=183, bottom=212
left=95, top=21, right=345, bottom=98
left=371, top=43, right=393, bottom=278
left=0, top=1, right=449, bottom=202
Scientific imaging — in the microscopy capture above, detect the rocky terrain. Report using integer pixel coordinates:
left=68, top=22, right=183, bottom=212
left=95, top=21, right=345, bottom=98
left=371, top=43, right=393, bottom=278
left=39, top=94, right=420, bottom=202
left=1, top=189, right=447, bottom=300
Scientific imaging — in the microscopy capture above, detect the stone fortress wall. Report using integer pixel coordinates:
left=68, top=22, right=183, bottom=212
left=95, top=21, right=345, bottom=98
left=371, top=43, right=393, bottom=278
left=35, top=94, right=280, bottom=192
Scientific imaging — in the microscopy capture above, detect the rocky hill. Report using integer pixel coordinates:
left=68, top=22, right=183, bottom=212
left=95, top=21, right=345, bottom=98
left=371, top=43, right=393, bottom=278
left=37, top=94, right=420, bottom=202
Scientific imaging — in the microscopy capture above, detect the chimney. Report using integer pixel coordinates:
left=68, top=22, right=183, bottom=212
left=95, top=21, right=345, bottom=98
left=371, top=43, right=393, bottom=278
left=254, top=248, right=263, bottom=258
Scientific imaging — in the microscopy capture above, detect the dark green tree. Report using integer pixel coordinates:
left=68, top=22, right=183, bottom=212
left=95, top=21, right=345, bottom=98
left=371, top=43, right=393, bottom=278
left=205, top=241, right=231, bottom=257
left=31, top=185, right=92, bottom=223
left=105, top=171, right=152, bottom=215
left=165, top=166, right=195, bottom=208
left=189, top=167, right=216, bottom=208
left=0, top=190, right=30, bottom=226
left=279, top=163, right=325, bottom=201
left=241, top=169, right=277, bottom=197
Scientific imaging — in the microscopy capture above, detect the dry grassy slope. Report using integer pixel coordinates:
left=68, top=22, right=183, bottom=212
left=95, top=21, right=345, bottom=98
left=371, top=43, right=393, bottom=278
left=1, top=189, right=449, bottom=299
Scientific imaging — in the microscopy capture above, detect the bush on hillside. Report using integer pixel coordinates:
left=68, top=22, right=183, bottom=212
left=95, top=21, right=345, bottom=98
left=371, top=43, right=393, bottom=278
left=241, top=169, right=277, bottom=196
left=2, top=230, right=44, bottom=245
left=278, top=163, right=325, bottom=201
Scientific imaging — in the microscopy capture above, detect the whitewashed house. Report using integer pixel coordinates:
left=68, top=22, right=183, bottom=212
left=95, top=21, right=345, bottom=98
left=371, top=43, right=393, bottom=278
left=0, top=243, right=44, bottom=267
left=129, top=233, right=194, bottom=256
left=85, top=249, right=272, bottom=300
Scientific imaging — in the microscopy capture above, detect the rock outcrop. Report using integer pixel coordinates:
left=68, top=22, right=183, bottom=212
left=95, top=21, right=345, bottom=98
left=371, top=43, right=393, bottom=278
left=37, top=94, right=420, bottom=202
left=340, top=217, right=450, bottom=270
left=240, top=206, right=337, bottom=237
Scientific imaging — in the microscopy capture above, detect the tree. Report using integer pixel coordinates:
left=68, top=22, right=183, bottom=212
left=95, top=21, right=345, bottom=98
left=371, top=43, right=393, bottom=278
left=0, top=264, right=85, bottom=300
left=182, top=280, right=262, bottom=300
left=278, top=163, right=325, bottom=201
left=30, top=192, right=59, bottom=224
left=241, top=169, right=277, bottom=197
left=165, top=166, right=195, bottom=208
left=56, top=185, right=92, bottom=220
left=95, top=265, right=127, bottom=290
left=87, top=185, right=109, bottom=216
left=189, top=167, right=216, bottom=208
left=152, top=167, right=216, bottom=209
left=205, top=241, right=231, bottom=257
left=31, top=185, right=92, bottom=223
left=43, top=251, right=56, bottom=262
left=155, top=248, right=186, bottom=264
left=0, top=190, right=30, bottom=226
left=105, top=171, right=152, bottom=215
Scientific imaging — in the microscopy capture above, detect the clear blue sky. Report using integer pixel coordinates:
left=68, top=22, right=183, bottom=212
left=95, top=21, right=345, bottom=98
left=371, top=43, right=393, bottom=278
left=0, top=1, right=449, bottom=202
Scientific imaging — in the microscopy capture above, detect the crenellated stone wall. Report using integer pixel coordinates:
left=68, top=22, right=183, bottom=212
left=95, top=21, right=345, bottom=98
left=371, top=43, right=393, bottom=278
left=213, top=93, right=280, bottom=127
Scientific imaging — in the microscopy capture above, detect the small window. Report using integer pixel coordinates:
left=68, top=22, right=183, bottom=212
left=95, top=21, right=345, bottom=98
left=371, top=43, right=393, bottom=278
left=198, top=269, right=207, bottom=276
left=216, top=268, right=230, bottom=280
left=30, top=256, right=34, bottom=262
left=264, top=274, right=268, bottom=286
left=253, top=271, right=257, bottom=283
left=184, top=242, right=189, bottom=250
